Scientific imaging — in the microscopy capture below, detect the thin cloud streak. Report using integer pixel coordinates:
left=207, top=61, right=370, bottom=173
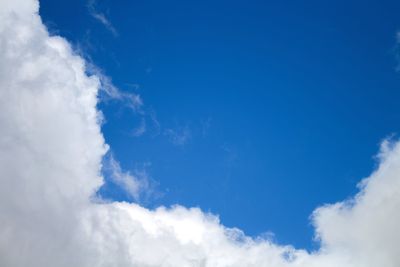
left=87, top=0, right=118, bottom=36
left=102, top=153, right=151, bottom=201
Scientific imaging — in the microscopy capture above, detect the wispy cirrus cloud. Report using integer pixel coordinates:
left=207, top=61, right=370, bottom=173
left=85, top=62, right=144, bottom=113
left=102, top=153, right=151, bottom=201
left=164, top=125, right=192, bottom=146
left=131, top=118, right=147, bottom=137
left=87, top=0, right=118, bottom=36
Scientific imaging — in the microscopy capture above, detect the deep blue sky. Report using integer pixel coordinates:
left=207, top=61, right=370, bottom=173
left=40, top=0, right=400, bottom=249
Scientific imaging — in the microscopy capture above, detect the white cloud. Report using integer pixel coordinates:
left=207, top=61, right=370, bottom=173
left=102, top=153, right=150, bottom=201
left=131, top=118, right=147, bottom=137
left=87, top=0, right=118, bottom=36
left=164, top=125, right=192, bottom=146
left=85, top=62, right=144, bottom=113
left=1, top=0, right=400, bottom=266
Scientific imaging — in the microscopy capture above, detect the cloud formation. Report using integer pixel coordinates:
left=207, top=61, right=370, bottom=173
left=1, top=1, right=400, bottom=266
left=86, top=62, right=144, bottom=113
left=87, top=0, right=118, bottom=36
left=102, top=153, right=150, bottom=201
left=164, top=125, right=192, bottom=146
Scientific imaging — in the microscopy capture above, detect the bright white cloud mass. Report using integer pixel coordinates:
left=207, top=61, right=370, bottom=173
left=0, top=0, right=400, bottom=266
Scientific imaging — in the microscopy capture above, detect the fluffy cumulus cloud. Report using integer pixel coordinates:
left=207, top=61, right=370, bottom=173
left=0, top=0, right=400, bottom=266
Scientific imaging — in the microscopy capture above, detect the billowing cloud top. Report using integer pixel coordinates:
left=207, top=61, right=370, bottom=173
left=0, top=0, right=400, bottom=266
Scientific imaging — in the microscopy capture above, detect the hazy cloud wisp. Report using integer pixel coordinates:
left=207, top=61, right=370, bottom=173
left=87, top=0, right=118, bottom=36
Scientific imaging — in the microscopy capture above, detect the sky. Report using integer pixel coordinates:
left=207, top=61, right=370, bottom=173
left=1, top=0, right=400, bottom=266
left=38, top=0, right=400, bottom=249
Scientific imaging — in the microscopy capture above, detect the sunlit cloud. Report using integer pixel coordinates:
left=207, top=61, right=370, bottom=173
left=1, top=1, right=400, bottom=267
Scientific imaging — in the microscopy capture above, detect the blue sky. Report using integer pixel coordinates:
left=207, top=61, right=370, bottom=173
left=40, top=0, right=400, bottom=250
